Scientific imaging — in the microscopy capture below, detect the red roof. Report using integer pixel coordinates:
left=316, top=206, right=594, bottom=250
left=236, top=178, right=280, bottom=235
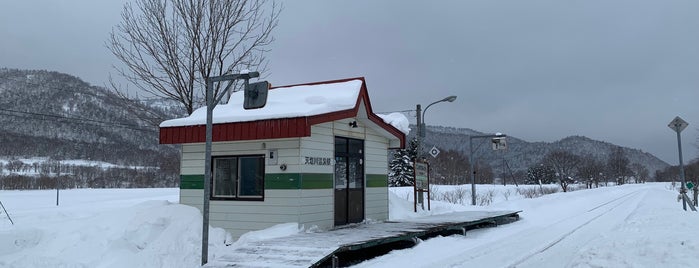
left=159, top=77, right=405, bottom=148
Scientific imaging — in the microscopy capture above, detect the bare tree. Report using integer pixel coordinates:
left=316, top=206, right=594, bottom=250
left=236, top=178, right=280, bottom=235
left=542, top=150, right=581, bottom=192
left=607, top=146, right=631, bottom=185
left=577, top=154, right=605, bottom=188
left=474, top=160, right=494, bottom=184
left=630, top=163, right=649, bottom=183
left=431, top=149, right=469, bottom=185
left=108, top=0, right=280, bottom=115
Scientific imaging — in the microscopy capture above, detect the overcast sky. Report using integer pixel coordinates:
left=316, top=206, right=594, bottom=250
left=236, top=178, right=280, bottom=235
left=1, top=0, right=697, bottom=164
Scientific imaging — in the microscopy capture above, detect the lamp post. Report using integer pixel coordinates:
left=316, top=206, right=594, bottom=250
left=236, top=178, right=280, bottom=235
left=469, top=133, right=506, bottom=206
left=415, top=95, right=456, bottom=209
left=416, top=95, right=457, bottom=157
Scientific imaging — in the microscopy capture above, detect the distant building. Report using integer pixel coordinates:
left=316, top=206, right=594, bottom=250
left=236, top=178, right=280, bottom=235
left=159, top=77, right=407, bottom=238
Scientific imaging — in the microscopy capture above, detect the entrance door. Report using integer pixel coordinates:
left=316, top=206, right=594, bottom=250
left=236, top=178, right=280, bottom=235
left=334, top=137, right=364, bottom=225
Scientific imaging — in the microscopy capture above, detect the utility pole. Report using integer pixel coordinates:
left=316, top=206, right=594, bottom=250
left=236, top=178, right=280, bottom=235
left=414, top=96, right=456, bottom=210
left=415, top=104, right=424, bottom=209
left=416, top=104, right=422, bottom=157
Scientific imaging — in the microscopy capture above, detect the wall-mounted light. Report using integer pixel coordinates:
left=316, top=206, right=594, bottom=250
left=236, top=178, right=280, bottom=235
left=348, top=121, right=358, bottom=128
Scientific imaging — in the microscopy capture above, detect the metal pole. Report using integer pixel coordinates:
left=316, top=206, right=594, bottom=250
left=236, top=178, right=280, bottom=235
left=470, top=136, right=476, bottom=206
left=416, top=104, right=422, bottom=155
left=676, top=129, right=687, bottom=211
left=415, top=104, right=423, bottom=209
left=199, top=72, right=259, bottom=265
left=502, top=154, right=506, bottom=186
left=56, top=178, right=59, bottom=206
left=0, top=200, right=13, bottom=225
left=202, top=78, right=213, bottom=265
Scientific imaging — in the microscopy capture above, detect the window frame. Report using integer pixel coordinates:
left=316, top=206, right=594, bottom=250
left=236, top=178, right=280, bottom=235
left=211, top=154, right=265, bottom=201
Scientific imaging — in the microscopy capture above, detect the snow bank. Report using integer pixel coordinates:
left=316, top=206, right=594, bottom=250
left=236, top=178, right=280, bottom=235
left=0, top=189, right=228, bottom=268
left=231, top=223, right=303, bottom=246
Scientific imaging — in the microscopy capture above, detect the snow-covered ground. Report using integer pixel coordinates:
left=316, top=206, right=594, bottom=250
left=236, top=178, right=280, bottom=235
left=0, top=183, right=697, bottom=267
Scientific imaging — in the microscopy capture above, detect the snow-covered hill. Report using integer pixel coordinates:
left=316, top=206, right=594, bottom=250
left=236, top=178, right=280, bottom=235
left=0, top=68, right=177, bottom=167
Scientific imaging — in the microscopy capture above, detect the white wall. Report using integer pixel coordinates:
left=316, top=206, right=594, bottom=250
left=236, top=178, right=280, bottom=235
left=178, top=117, right=392, bottom=239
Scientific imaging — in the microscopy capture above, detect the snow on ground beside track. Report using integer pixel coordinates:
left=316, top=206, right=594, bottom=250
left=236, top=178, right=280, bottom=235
left=1, top=184, right=697, bottom=268
left=356, top=183, right=699, bottom=268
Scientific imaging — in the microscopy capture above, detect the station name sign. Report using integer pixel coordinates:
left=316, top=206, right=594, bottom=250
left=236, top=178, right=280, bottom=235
left=304, top=157, right=332, bottom=165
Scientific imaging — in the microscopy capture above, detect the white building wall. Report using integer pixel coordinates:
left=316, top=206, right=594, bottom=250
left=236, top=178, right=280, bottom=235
left=179, top=138, right=305, bottom=238
left=363, top=126, right=390, bottom=221
left=177, top=118, right=392, bottom=239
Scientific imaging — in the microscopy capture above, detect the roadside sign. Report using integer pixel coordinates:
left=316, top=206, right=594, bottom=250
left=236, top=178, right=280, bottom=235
left=415, top=162, right=429, bottom=190
left=492, top=137, right=507, bottom=150
left=687, top=182, right=694, bottom=190
left=413, top=160, right=431, bottom=212
left=429, top=146, right=440, bottom=158
left=668, top=116, right=689, bottom=133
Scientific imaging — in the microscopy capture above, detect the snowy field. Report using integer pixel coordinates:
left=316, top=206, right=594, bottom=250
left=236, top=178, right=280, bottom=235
left=0, top=183, right=697, bottom=267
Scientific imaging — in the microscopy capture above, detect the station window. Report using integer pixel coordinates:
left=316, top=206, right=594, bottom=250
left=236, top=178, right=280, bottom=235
left=212, top=155, right=265, bottom=200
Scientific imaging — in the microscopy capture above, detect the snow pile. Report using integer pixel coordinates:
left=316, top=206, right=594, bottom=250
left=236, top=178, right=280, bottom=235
left=231, top=223, right=303, bottom=246
left=160, top=79, right=362, bottom=127
left=377, top=113, right=410, bottom=134
left=0, top=189, right=227, bottom=268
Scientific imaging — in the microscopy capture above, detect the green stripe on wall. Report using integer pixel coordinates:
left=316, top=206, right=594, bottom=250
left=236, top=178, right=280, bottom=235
left=366, top=174, right=388, bottom=187
left=180, top=173, right=335, bottom=190
left=180, top=174, right=204, bottom=189
left=265, top=173, right=301, bottom=189
left=300, top=173, right=333, bottom=189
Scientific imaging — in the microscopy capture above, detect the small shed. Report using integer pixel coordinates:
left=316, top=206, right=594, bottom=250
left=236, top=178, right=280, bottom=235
left=159, top=77, right=407, bottom=238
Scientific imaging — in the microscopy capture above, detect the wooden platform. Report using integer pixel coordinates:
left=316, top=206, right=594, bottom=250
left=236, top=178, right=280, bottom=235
left=208, top=210, right=521, bottom=268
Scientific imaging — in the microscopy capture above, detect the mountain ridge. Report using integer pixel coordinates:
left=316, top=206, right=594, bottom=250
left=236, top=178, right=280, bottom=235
left=416, top=125, right=669, bottom=175
left=0, top=68, right=176, bottom=167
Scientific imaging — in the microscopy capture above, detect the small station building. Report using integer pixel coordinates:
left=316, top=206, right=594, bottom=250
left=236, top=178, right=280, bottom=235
left=159, top=77, right=407, bottom=238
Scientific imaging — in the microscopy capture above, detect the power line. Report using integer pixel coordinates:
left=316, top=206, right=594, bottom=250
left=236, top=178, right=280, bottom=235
left=0, top=75, right=180, bottom=109
left=0, top=108, right=157, bottom=133
left=0, top=74, right=170, bottom=133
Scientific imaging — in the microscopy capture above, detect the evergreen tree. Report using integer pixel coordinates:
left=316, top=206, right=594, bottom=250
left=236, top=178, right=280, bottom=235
left=389, top=138, right=418, bottom=187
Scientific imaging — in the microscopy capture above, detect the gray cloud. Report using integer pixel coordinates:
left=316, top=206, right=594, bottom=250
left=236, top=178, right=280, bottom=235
left=0, top=0, right=696, bottom=164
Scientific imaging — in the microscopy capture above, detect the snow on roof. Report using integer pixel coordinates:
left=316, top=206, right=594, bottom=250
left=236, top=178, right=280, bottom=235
left=160, top=79, right=362, bottom=127
left=377, top=113, right=410, bottom=134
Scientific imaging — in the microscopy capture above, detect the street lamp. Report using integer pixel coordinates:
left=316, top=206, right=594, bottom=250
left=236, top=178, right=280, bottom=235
left=469, top=133, right=506, bottom=206
left=417, top=96, right=456, bottom=142
left=416, top=95, right=457, bottom=157
left=414, top=95, right=456, bottom=209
